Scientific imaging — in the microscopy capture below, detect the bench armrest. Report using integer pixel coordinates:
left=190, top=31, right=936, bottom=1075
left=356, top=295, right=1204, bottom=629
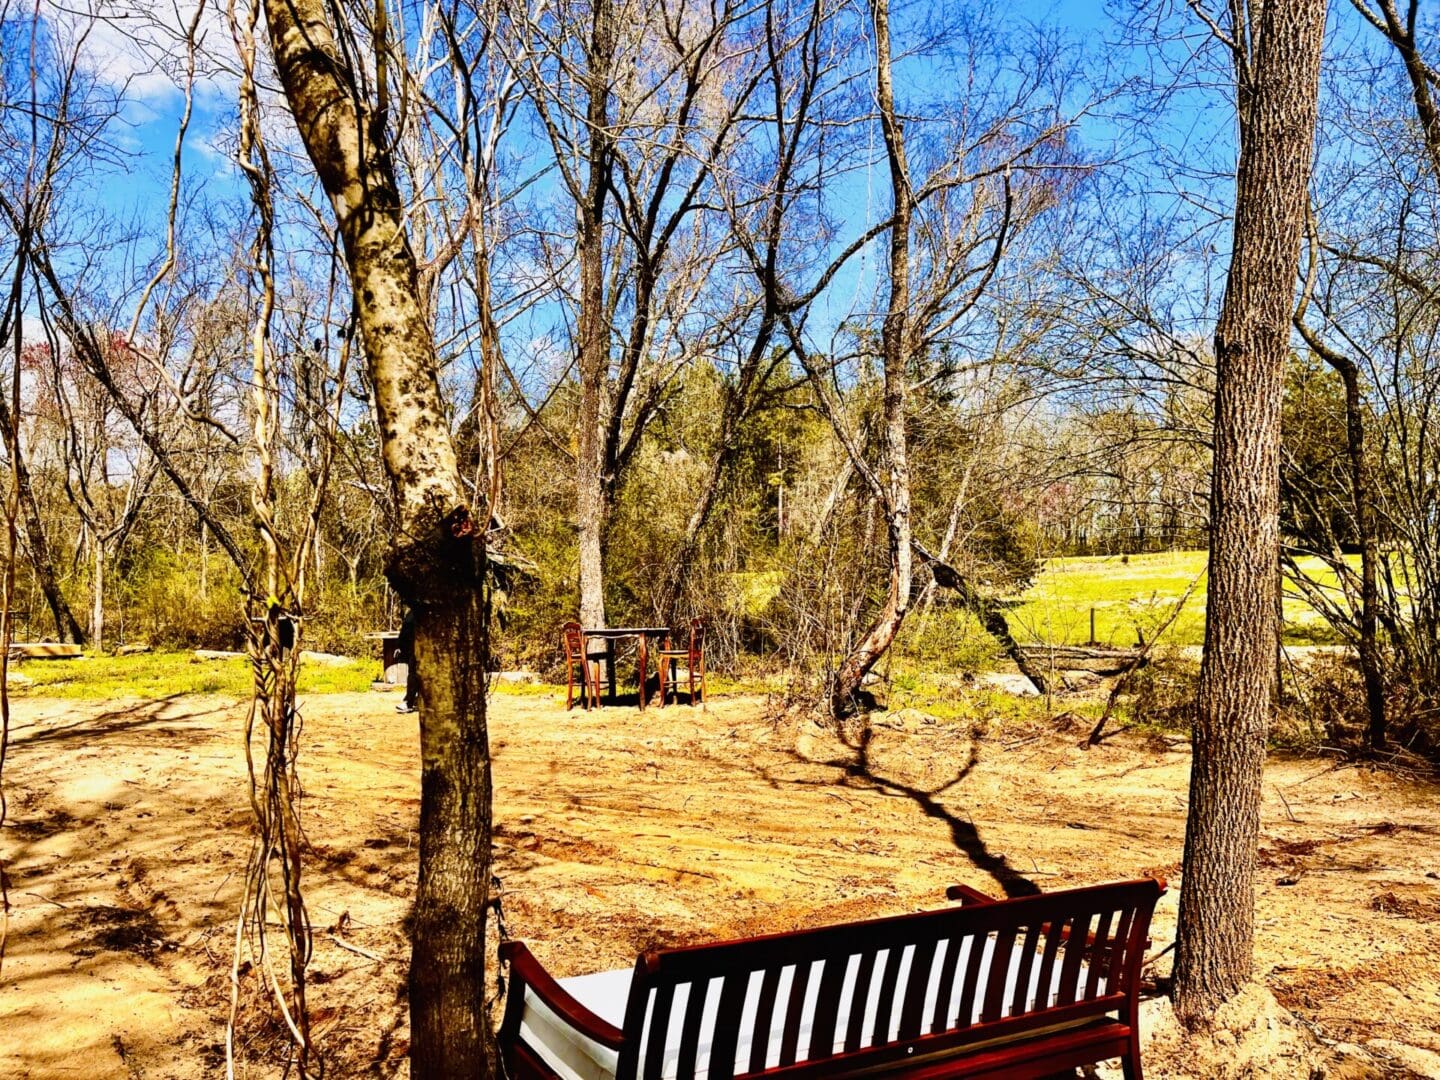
left=499, top=941, right=626, bottom=1050
left=945, top=883, right=998, bottom=906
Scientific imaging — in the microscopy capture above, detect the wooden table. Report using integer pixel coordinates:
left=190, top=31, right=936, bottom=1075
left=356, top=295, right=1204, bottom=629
left=582, top=627, right=669, bottom=710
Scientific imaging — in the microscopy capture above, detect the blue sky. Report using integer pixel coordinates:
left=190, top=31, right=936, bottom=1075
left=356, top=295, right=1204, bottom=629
left=37, top=0, right=1392, bottom=386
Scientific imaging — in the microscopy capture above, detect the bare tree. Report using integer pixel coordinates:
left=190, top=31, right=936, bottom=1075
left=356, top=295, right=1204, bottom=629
left=258, top=0, right=497, bottom=1069
left=1173, top=0, right=1327, bottom=1027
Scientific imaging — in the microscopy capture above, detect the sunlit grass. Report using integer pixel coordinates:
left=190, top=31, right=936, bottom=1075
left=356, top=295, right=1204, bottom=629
left=9, top=650, right=376, bottom=699
left=1009, top=550, right=1350, bottom=648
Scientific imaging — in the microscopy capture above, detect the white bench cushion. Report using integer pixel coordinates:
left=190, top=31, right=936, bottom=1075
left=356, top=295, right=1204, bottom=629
left=518, top=934, right=1101, bottom=1080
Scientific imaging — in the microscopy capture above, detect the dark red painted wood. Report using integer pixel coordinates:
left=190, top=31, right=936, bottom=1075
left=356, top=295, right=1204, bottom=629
left=1056, top=912, right=1092, bottom=1007
left=897, top=938, right=939, bottom=1040
left=777, top=962, right=811, bottom=1067
left=1009, top=922, right=1041, bottom=1017
left=1085, top=910, right=1115, bottom=999
left=500, top=878, right=1164, bottom=1080
left=843, top=950, right=877, bottom=1052
left=708, top=971, right=751, bottom=1078
left=954, top=933, right=983, bottom=1031
left=1033, top=914, right=1066, bottom=1011
left=873, top=944, right=904, bottom=1045
left=748, top=966, right=782, bottom=1073
left=674, top=979, right=710, bottom=1078
left=980, top=927, right=1016, bottom=1023
left=808, top=955, right=850, bottom=1061
left=643, top=981, right=676, bottom=1080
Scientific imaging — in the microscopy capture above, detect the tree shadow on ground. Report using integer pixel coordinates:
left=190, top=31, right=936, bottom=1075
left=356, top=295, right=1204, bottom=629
left=737, top=712, right=1042, bottom=899
left=8, top=694, right=211, bottom=749
left=841, top=718, right=1041, bottom=898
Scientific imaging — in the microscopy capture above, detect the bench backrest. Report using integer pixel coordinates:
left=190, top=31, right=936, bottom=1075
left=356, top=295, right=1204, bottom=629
left=613, top=877, right=1162, bottom=1080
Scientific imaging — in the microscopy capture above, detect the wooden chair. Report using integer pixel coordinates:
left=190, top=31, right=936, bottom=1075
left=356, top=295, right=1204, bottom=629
left=657, top=617, right=705, bottom=708
left=562, top=621, right=601, bottom=711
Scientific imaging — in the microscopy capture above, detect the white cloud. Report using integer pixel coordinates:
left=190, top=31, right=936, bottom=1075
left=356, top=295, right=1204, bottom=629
left=43, top=0, right=238, bottom=105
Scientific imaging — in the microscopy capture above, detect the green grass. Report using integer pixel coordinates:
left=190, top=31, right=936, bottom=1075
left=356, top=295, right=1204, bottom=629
left=1007, top=549, right=1350, bottom=648
left=9, top=652, right=779, bottom=703
left=9, top=650, right=376, bottom=699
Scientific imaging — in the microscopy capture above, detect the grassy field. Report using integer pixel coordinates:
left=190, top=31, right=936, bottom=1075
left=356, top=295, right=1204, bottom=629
left=4, top=550, right=1352, bottom=697
left=7, top=650, right=377, bottom=699
left=1009, top=549, right=1347, bottom=648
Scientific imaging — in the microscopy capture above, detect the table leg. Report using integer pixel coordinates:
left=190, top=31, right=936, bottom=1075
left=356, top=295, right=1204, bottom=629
left=638, top=634, right=648, bottom=712
left=606, top=639, right=617, bottom=704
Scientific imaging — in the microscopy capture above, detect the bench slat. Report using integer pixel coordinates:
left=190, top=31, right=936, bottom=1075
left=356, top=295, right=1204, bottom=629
left=1109, top=905, right=1136, bottom=992
left=1085, top=910, right=1115, bottom=1000
left=674, top=978, right=711, bottom=1078
left=642, top=981, right=674, bottom=1080
left=706, top=971, right=750, bottom=1079
left=930, top=936, right=960, bottom=1034
left=747, top=966, right=782, bottom=1074
left=842, top=949, right=877, bottom=1053
left=1010, top=922, right=1042, bottom=1017
left=1056, top=912, right=1093, bottom=1007
left=955, top=933, right=984, bottom=1031
left=873, top=943, right=904, bottom=1046
left=807, top=954, right=850, bottom=1061
left=1034, top=916, right=1067, bottom=1010
left=897, top=937, right=940, bottom=1040
left=778, top=961, right=811, bottom=1067
left=981, top=927, right=1017, bottom=1024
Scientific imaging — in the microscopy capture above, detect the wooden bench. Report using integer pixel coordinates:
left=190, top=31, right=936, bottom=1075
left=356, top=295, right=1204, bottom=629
left=499, top=876, right=1165, bottom=1080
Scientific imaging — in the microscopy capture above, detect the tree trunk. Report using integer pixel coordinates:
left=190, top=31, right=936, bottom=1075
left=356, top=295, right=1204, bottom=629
left=576, top=0, right=614, bottom=634
left=91, top=538, right=104, bottom=653
left=1331, top=357, right=1386, bottom=748
left=831, top=0, right=912, bottom=715
left=0, top=393, right=86, bottom=644
left=1172, top=0, right=1326, bottom=1028
left=1359, top=0, right=1440, bottom=177
left=259, top=0, right=494, bottom=1073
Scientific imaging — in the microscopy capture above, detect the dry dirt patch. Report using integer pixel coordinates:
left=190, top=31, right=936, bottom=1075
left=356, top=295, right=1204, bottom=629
left=1, top=691, right=1438, bottom=1077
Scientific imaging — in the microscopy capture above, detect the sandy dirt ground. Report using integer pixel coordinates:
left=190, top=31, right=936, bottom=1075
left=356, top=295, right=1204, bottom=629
left=1, top=689, right=1438, bottom=1078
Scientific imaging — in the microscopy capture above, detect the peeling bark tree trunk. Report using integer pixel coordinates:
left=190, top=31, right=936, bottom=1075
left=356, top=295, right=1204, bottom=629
left=830, top=0, right=913, bottom=716
left=576, top=0, right=614, bottom=633
left=0, top=393, right=86, bottom=644
left=260, top=0, right=494, bottom=1073
left=1173, top=0, right=1326, bottom=1028
left=91, top=539, right=103, bottom=653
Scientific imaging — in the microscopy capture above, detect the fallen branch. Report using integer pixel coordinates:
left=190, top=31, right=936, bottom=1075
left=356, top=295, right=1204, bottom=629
left=911, top=541, right=1049, bottom=695
left=1087, top=575, right=1201, bottom=747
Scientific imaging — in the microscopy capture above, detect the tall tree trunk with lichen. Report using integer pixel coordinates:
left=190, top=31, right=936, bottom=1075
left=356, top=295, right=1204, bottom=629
left=1173, top=0, right=1326, bottom=1027
left=830, top=0, right=912, bottom=716
left=576, top=0, right=614, bottom=634
left=91, top=538, right=103, bottom=653
left=259, top=0, right=494, bottom=1072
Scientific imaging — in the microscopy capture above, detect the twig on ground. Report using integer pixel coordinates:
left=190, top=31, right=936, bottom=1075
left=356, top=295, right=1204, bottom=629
left=1276, top=785, right=1299, bottom=823
left=23, top=891, right=69, bottom=910
left=328, top=933, right=384, bottom=963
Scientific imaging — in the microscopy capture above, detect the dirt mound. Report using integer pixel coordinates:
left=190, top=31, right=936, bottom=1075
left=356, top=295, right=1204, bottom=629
left=1118, top=985, right=1330, bottom=1079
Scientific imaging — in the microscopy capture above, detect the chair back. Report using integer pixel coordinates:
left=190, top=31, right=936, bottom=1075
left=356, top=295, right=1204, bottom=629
left=687, top=617, right=706, bottom=665
left=561, top=620, right=585, bottom=662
